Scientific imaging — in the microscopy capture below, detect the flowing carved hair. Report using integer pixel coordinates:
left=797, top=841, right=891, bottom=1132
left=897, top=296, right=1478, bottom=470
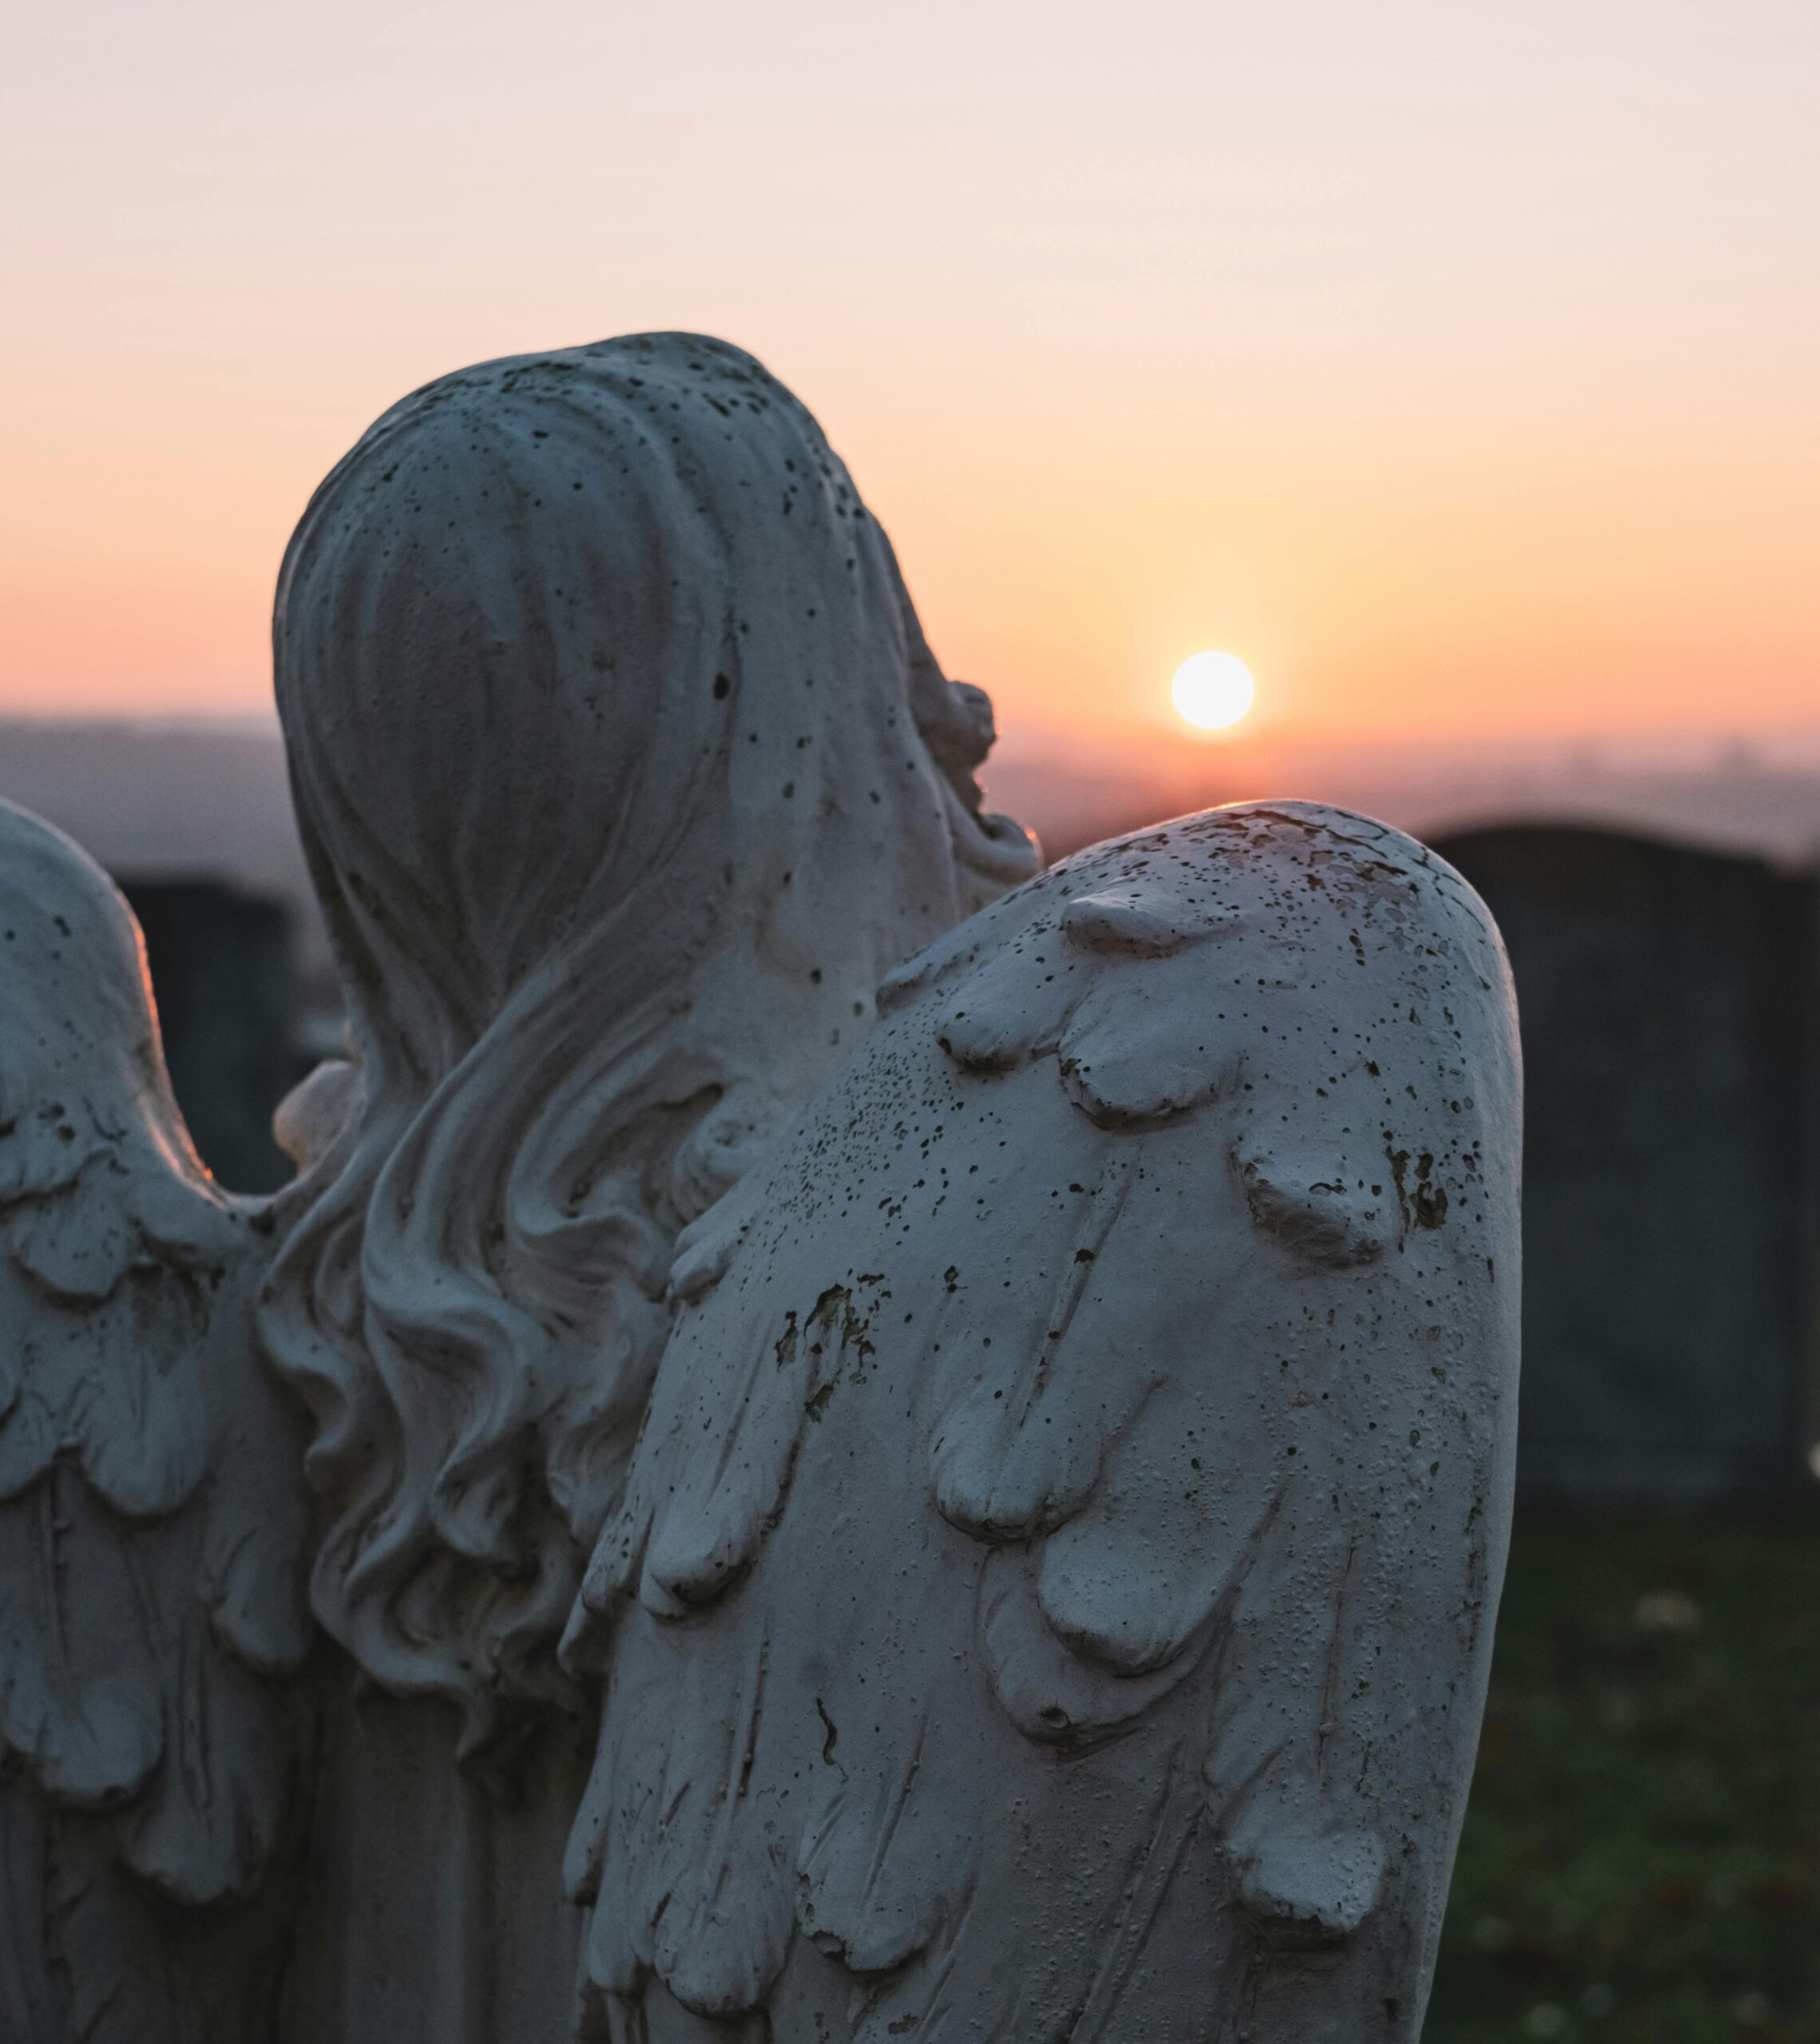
left=257, top=335, right=1034, bottom=1733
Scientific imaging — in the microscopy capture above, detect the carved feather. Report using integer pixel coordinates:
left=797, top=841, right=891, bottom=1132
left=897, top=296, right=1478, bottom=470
left=565, top=801, right=1521, bottom=2042
left=0, top=800, right=314, bottom=2039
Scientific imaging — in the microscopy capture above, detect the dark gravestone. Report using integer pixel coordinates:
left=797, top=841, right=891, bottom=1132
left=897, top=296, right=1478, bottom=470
left=118, top=878, right=304, bottom=1195
left=1434, top=826, right=1818, bottom=1500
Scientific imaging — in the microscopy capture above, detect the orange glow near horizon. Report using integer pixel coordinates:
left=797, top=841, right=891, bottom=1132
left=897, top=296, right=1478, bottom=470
left=2, top=3, right=1816, bottom=755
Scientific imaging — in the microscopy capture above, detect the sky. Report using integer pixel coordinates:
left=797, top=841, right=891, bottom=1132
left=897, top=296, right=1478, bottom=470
left=2, top=0, right=1816, bottom=753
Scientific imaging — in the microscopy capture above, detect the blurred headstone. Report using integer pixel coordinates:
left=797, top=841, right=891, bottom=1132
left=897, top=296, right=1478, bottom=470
left=1436, top=826, right=1818, bottom=1499
left=118, top=877, right=305, bottom=1194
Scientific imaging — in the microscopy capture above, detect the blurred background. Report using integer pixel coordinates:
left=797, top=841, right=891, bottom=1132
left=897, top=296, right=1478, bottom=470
left=3, top=2, right=1818, bottom=2034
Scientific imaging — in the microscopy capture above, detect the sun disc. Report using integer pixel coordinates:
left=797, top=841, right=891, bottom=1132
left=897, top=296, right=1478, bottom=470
left=1171, top=651, right=1256, bottom=732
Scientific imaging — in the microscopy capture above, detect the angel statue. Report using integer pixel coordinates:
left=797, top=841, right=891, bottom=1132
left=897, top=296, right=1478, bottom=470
left=0, top=334, right=1521, bottom=2043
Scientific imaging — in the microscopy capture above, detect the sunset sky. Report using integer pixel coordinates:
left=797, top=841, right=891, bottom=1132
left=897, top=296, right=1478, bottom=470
left=2, top=0, right=1815, bottom=753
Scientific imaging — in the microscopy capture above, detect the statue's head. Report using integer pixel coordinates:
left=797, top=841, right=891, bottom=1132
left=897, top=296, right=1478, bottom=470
left=263, top=336, right=1034, bottom=1721
left=274, top=332, right=1029, bottom=1119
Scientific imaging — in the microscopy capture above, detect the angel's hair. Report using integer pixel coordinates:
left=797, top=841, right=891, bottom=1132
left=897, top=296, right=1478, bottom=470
left=258, top=333, right=1034, bottom=1725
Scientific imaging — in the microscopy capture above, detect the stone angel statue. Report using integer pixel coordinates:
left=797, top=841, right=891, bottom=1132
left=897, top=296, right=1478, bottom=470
left=0, top=335, right=1520, bottom=2043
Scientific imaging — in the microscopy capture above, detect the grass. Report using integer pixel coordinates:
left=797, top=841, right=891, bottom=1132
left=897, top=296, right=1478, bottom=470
left=1426, top=1503, right=1820, bottom=2043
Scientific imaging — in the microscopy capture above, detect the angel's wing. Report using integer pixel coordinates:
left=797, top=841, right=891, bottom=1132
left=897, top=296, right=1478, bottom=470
left=0, top=800, right=314, bottom=2043
left=562, top=801, right=1521, bottom=2044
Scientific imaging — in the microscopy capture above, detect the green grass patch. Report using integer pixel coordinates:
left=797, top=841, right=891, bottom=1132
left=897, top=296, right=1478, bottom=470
left=1427, top=1503, right=1820, bottom=2042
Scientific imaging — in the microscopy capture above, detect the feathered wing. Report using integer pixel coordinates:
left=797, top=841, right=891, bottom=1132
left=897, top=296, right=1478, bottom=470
left=0, top=801, right=314, bottom=2043
left=564, top=801, right=1522, bottom=2044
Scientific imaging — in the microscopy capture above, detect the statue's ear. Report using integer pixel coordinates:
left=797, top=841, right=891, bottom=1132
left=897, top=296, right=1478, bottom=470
left=272, top=1057, right=363, bottom=1174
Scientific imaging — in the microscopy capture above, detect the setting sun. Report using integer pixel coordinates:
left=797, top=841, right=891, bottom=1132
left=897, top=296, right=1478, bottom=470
left=1171, top=650, right=1256, bottom=733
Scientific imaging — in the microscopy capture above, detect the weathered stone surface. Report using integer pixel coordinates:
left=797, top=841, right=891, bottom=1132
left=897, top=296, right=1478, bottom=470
left=568, top=802, right=1522, bottom=2043
left=0, top=801, right=313, bottom=2044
